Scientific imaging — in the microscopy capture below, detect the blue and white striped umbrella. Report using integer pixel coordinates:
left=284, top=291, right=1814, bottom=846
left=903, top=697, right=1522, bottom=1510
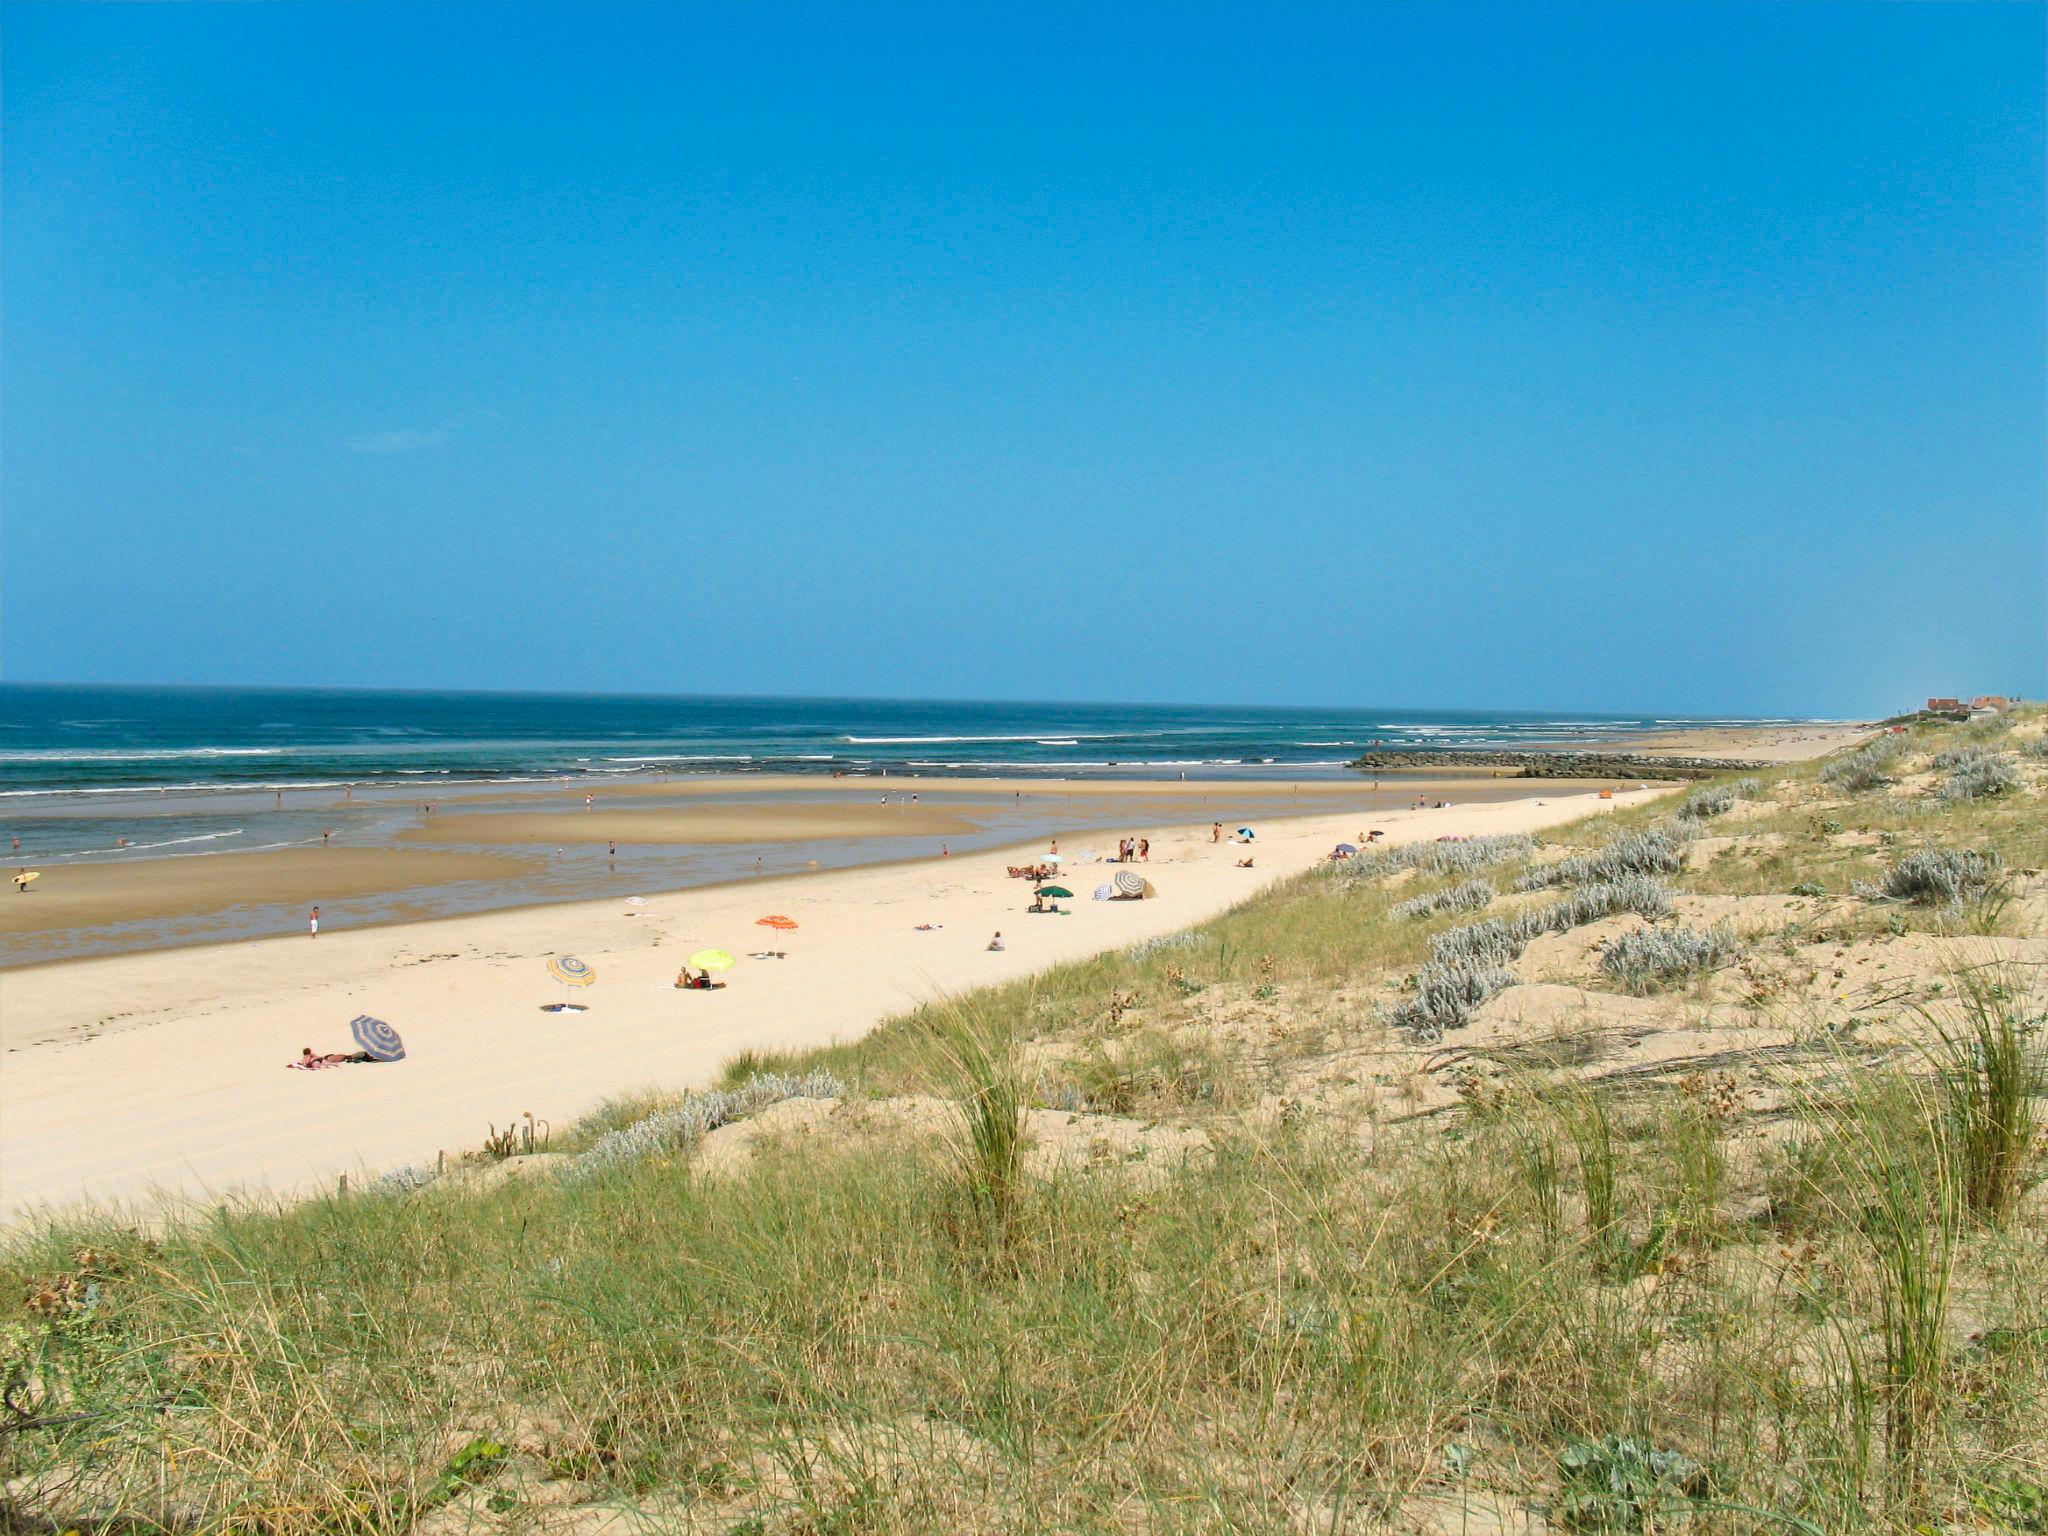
left=349, top=1015, right=406, bottom=1062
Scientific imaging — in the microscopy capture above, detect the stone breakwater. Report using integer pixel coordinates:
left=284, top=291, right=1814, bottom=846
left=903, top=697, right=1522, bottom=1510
left=1349, top=750, right=1770, bottom=781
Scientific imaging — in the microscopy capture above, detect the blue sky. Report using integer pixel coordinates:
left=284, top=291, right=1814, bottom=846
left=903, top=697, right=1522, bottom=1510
left=4, top=2, right=2041, bottom=717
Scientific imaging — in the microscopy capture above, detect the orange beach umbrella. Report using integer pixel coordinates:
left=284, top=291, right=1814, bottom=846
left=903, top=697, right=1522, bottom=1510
left=755, top=915, right=798, bottom=930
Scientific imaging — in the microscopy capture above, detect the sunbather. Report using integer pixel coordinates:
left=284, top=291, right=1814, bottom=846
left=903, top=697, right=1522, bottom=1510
left=288, top=1046, right=374, bottom=1071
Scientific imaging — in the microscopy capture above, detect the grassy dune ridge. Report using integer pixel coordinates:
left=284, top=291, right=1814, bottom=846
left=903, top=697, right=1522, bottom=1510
left=5, top=711, right=2046, bottom=1534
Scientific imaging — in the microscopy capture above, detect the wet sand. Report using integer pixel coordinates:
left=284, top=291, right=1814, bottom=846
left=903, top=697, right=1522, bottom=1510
left=402, top=801, right=984, bottom=846
left=447, top=772, right=1454, bottom=807
left=0, top=847, right=535, bottom=936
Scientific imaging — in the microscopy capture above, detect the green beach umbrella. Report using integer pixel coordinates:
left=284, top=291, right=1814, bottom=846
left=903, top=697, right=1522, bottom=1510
left=1036, top=886, right=1074, bottom=900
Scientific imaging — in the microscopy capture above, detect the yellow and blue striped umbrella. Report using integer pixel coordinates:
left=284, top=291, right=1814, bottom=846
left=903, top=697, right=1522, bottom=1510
left=547, top=955, right=596, bottom=987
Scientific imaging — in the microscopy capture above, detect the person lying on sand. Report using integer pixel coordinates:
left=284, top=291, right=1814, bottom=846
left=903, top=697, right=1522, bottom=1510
left=747, top=950, right=788, bottom=960
left=1235, top=857, right=1255, bottom=868
left=914, top=922, right=944, bottom=931
left=287, top=1046, right=376, bottom=1071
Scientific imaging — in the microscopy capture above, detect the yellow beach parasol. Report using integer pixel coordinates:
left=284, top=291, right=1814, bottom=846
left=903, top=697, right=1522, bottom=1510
left=547, top=956, right=596, bottom=987
left=688, top=949, right=736, bottom=973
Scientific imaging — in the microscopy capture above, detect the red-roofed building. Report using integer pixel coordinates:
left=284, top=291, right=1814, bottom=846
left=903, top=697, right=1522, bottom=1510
left=1927, top=697, right=1963, bottom=712
left=1970, top=696, right=2012, bottom=712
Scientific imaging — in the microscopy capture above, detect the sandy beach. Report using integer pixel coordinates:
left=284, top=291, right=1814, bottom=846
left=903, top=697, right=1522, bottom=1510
left=1, top=774, right=1577, bottom=962
left=0, top=846, right=534, bottom=936
left=1604, top=721, right=1872, bottom=762
left=0, top=785, right=1670, bottom=1222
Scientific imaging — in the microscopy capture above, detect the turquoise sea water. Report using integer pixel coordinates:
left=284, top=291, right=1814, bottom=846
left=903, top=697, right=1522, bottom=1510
left=0, top=684, right=1798, bottom=798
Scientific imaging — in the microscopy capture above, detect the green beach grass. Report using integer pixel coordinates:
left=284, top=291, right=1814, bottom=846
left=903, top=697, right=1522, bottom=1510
left=4, top=711, right=2044, bottom=1534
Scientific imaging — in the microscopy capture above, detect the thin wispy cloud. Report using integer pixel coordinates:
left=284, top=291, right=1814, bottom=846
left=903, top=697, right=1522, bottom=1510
left=344, top=426, right=453, bottom=454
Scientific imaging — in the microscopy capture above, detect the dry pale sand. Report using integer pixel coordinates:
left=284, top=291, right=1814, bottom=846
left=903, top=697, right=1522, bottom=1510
left=0, top=847, right=535, bottom=937
left=402, top=802, right=985, bottom=846
left=1605, top=722, right=1872, bottom=762
left=0, top=786, right=1669, bottom=1224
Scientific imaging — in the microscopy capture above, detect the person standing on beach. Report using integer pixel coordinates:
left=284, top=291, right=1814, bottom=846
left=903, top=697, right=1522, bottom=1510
left=308, top=905, right=320, bottom=938
left=1139, top=838, right=1149, bottom=861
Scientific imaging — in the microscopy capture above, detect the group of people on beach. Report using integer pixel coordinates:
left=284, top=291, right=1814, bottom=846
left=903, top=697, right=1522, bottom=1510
left=1113, top=837, right=1148, bottom=862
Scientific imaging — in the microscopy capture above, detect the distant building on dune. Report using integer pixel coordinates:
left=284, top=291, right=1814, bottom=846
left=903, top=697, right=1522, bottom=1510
left=1970, top=695, right=2013, bottom=712
left=1926, top=697, right=1963, bottom=712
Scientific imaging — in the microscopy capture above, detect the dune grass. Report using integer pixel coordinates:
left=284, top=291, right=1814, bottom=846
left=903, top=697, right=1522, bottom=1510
left=2, top=710, right=2044, bottom=1534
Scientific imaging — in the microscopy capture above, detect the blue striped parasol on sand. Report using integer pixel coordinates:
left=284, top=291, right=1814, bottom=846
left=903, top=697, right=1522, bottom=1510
left=349, top=1015, right=406, bottom=1062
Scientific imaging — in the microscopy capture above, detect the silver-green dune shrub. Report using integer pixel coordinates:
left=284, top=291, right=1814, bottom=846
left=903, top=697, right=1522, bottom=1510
left=1601, top=922, right=1739, bottom=993
left=1938, top=752, right=2019, bottom=802
left=2021, top=736, right=2048, bottom=762
left=1126, top=931, right=1213, bottom=961
left=1387, top=962, right=1517, bottom=1038
left=1677, top=784, right=1737, bottom=821
left=1331, top=832, right=1535, bottom=883
left=1820, top=736, right=1907, bottom=793
left=1516, top=826, right=1691, bottom=891
left=1394, top=877, right=1677, bottom=1036
left=1535, top=875, right=1675, bottom=930
left=1427, top=879, right=1674, bottom=972
left=368, top=1164, right=437, bottom=1195
left=1390, top=878, right=1495, bottom=921
left=570, top=1070, right=844, bottom=1178
left=1429, top=916, right=1523, bottom=971
left=1856, top=848, right=2002, bottom=907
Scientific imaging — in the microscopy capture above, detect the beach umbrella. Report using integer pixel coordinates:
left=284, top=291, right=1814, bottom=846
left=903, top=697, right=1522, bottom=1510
left=349, top=1015, right=406, bottom=1062
left=689, top=948, right=736, bottom=972
left=756, top=915, right=798, bottom=930
left=1335, top=843, right=1358, bottom=855
left=1114, top=869, right=1146, bottom=897
left=1236, top=827, right=1255, bottom=838
left=548, top=956, right=596, bottom=988
left=1093, top=883, right=1113, bottom=901
left=1036, top=885, right=1074, bottom=900
left=1042, top=853, right=1064, bottom=864
left=625, top=896, right=648, bottom=907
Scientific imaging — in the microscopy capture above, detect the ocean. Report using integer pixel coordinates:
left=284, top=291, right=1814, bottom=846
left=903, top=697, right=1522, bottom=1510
left=0, top=683, right=1789, bottom=799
